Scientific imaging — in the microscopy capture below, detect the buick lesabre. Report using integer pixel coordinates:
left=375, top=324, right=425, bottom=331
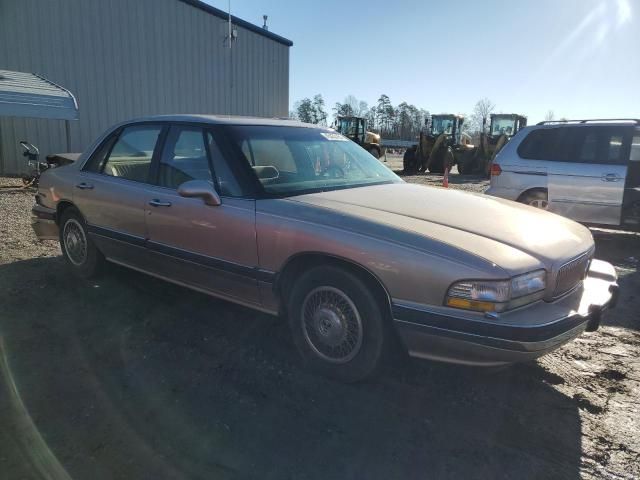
left=31, top=115, right=619, bottom=381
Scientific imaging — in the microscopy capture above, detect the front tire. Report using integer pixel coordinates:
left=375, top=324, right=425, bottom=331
left=59, top=207, right=104, bottom=278
left=287, top=266, right=388, bottom=382
left=457, top=156, right=472, bottom=175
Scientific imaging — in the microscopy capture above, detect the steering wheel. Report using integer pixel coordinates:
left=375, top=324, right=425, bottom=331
left=323, top=165, right=345, bottom=178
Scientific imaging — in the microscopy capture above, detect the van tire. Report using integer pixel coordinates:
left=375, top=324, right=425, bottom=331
left=519, top=190, right=549, bottom=210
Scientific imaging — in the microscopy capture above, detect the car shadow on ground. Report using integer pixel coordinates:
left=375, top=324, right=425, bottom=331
left=0, top=257, right=583, bottom=480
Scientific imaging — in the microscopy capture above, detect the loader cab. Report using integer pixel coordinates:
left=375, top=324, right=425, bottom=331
left=336, top=116, right=367, bottom=144
left=489, top=114, right=527, bottom=139
left=334, top=116, right=383, bottom=159
left=430, top=114, right=464, bottom=145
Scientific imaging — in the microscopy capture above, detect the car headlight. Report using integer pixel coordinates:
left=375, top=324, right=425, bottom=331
left=446, top=270, right=546, bottom=313
left=510, top=270, right=546, bottom=299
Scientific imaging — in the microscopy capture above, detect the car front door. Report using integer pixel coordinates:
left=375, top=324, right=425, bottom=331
left=143, top=124, right=261, bottom=306
left=547, top=126, right=629, bottom=225
left=73, top=123, right=165, bottom=267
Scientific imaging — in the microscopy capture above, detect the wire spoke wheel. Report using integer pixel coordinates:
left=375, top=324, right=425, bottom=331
left=63, top=218, right=88, bottom=266
left=301, top=286, right=363, bottom=364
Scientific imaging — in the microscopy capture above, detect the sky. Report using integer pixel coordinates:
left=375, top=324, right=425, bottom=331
left=205, top=0, right=639, bottom=124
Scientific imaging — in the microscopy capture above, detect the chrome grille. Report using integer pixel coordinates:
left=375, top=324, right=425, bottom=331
left=554, top=252, right=591, bottom=297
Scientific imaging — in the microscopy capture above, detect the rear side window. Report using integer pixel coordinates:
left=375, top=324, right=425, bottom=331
left=606, top=134, right=624, bottom=163
left=83, top=135, right=117, bottom=172
left=577, top=131, right=598, bottom=162
left=517, top=128, right=559, bottom=160
left=518, top=126, right=629, bottom=165
left=102, top=125, right=162, bottom=182
left=631, top=132, right=640, bottom=162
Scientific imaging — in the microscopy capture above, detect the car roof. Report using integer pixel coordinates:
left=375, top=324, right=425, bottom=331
left=122, top=114, right=324, bottom=129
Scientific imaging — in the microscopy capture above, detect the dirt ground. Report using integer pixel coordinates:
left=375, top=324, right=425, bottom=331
left=1, top=172, right=639, bottom=480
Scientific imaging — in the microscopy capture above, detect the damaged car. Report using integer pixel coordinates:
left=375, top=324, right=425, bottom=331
left=32, top=115, right=619, bottom=381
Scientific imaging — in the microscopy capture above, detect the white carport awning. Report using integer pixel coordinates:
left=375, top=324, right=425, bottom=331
left=0, top=69, right=78, bottom=120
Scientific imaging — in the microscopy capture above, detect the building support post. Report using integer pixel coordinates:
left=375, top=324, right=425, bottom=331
left=65, top=120, right=71, bottom=152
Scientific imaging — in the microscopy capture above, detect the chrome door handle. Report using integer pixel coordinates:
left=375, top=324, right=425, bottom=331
left=148, top=199, right=172, bottom=207
left=601, top=174, right=621, bottom=182
left=75, top=182, right=94, bottom=190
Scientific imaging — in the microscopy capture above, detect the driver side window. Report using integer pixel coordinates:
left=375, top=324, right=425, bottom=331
left=158, top=126, right=212, bottom=189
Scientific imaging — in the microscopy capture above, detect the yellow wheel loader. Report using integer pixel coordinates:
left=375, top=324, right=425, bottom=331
left=334, top=116, right=384, bottom=159
left=403, top=114, right=471, bottom=174
left=457, top=114, right=527, bottom=175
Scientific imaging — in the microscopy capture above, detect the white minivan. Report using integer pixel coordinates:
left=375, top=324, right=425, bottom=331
left=485, top=119, right=640, bottom=229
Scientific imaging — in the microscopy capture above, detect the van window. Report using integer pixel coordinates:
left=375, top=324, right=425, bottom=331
left=606, top=135, right=624, bottom=163
left=517, top=128, right=560, bottom=160
left=631, top=133, right=640, bottom=162
left=518, top=126, right=630, bottom=165
left=577, top=132, right=598, bottom=162
left=573, top=128, right=628, bottom=165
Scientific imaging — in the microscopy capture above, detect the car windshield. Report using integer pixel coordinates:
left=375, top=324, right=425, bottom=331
left=431, top=117, right=454, bottom=135
left=226, top=125, right=402, bottom=196
left=491, top=117, right=516, bottom=136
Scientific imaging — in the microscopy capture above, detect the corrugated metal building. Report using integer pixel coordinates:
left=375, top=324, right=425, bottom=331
left=0, top=0, right=292, bottom=175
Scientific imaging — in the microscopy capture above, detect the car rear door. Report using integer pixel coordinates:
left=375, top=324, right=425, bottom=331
left=547, top=126, right=629, bottom=225
left=142, top=124, right=262, bottom=306
left=74, top=123, right=165, bottom=267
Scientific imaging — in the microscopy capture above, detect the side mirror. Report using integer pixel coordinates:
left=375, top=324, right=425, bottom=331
left=252, top=165, right=279, bottom=180
left=177, top=180, right=221, bottom=206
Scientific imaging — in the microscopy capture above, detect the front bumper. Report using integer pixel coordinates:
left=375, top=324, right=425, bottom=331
left=31, top=205, right=58, bottom=240
left=393, top=259, right=618, bottom=366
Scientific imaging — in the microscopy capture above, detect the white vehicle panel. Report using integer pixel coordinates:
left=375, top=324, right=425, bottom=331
left=547, top=161, right=627, bottom=225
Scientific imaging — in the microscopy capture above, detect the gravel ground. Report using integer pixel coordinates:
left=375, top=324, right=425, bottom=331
left=1, top=173, right=639, bottom=480
left=384, top=153, right=489, bottom=193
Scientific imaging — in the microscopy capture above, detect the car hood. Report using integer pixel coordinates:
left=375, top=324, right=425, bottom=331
left=289, top=183, right=594, bottom=273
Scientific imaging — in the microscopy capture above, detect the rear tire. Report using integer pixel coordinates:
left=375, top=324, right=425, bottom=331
left=457, top=156, right=473, bottom=175
left=519, top=190, right=549, bottom=210
left=403, top=147, right=417, bottom=174
left=287, top=266, right=388, bottom=383
left=59, top=207, right=105, bottom=278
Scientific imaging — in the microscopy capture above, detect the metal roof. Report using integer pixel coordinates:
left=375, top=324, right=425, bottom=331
left=178, top=0, right=293, bottom=47
left=0, top=70, right=78, bottom=120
